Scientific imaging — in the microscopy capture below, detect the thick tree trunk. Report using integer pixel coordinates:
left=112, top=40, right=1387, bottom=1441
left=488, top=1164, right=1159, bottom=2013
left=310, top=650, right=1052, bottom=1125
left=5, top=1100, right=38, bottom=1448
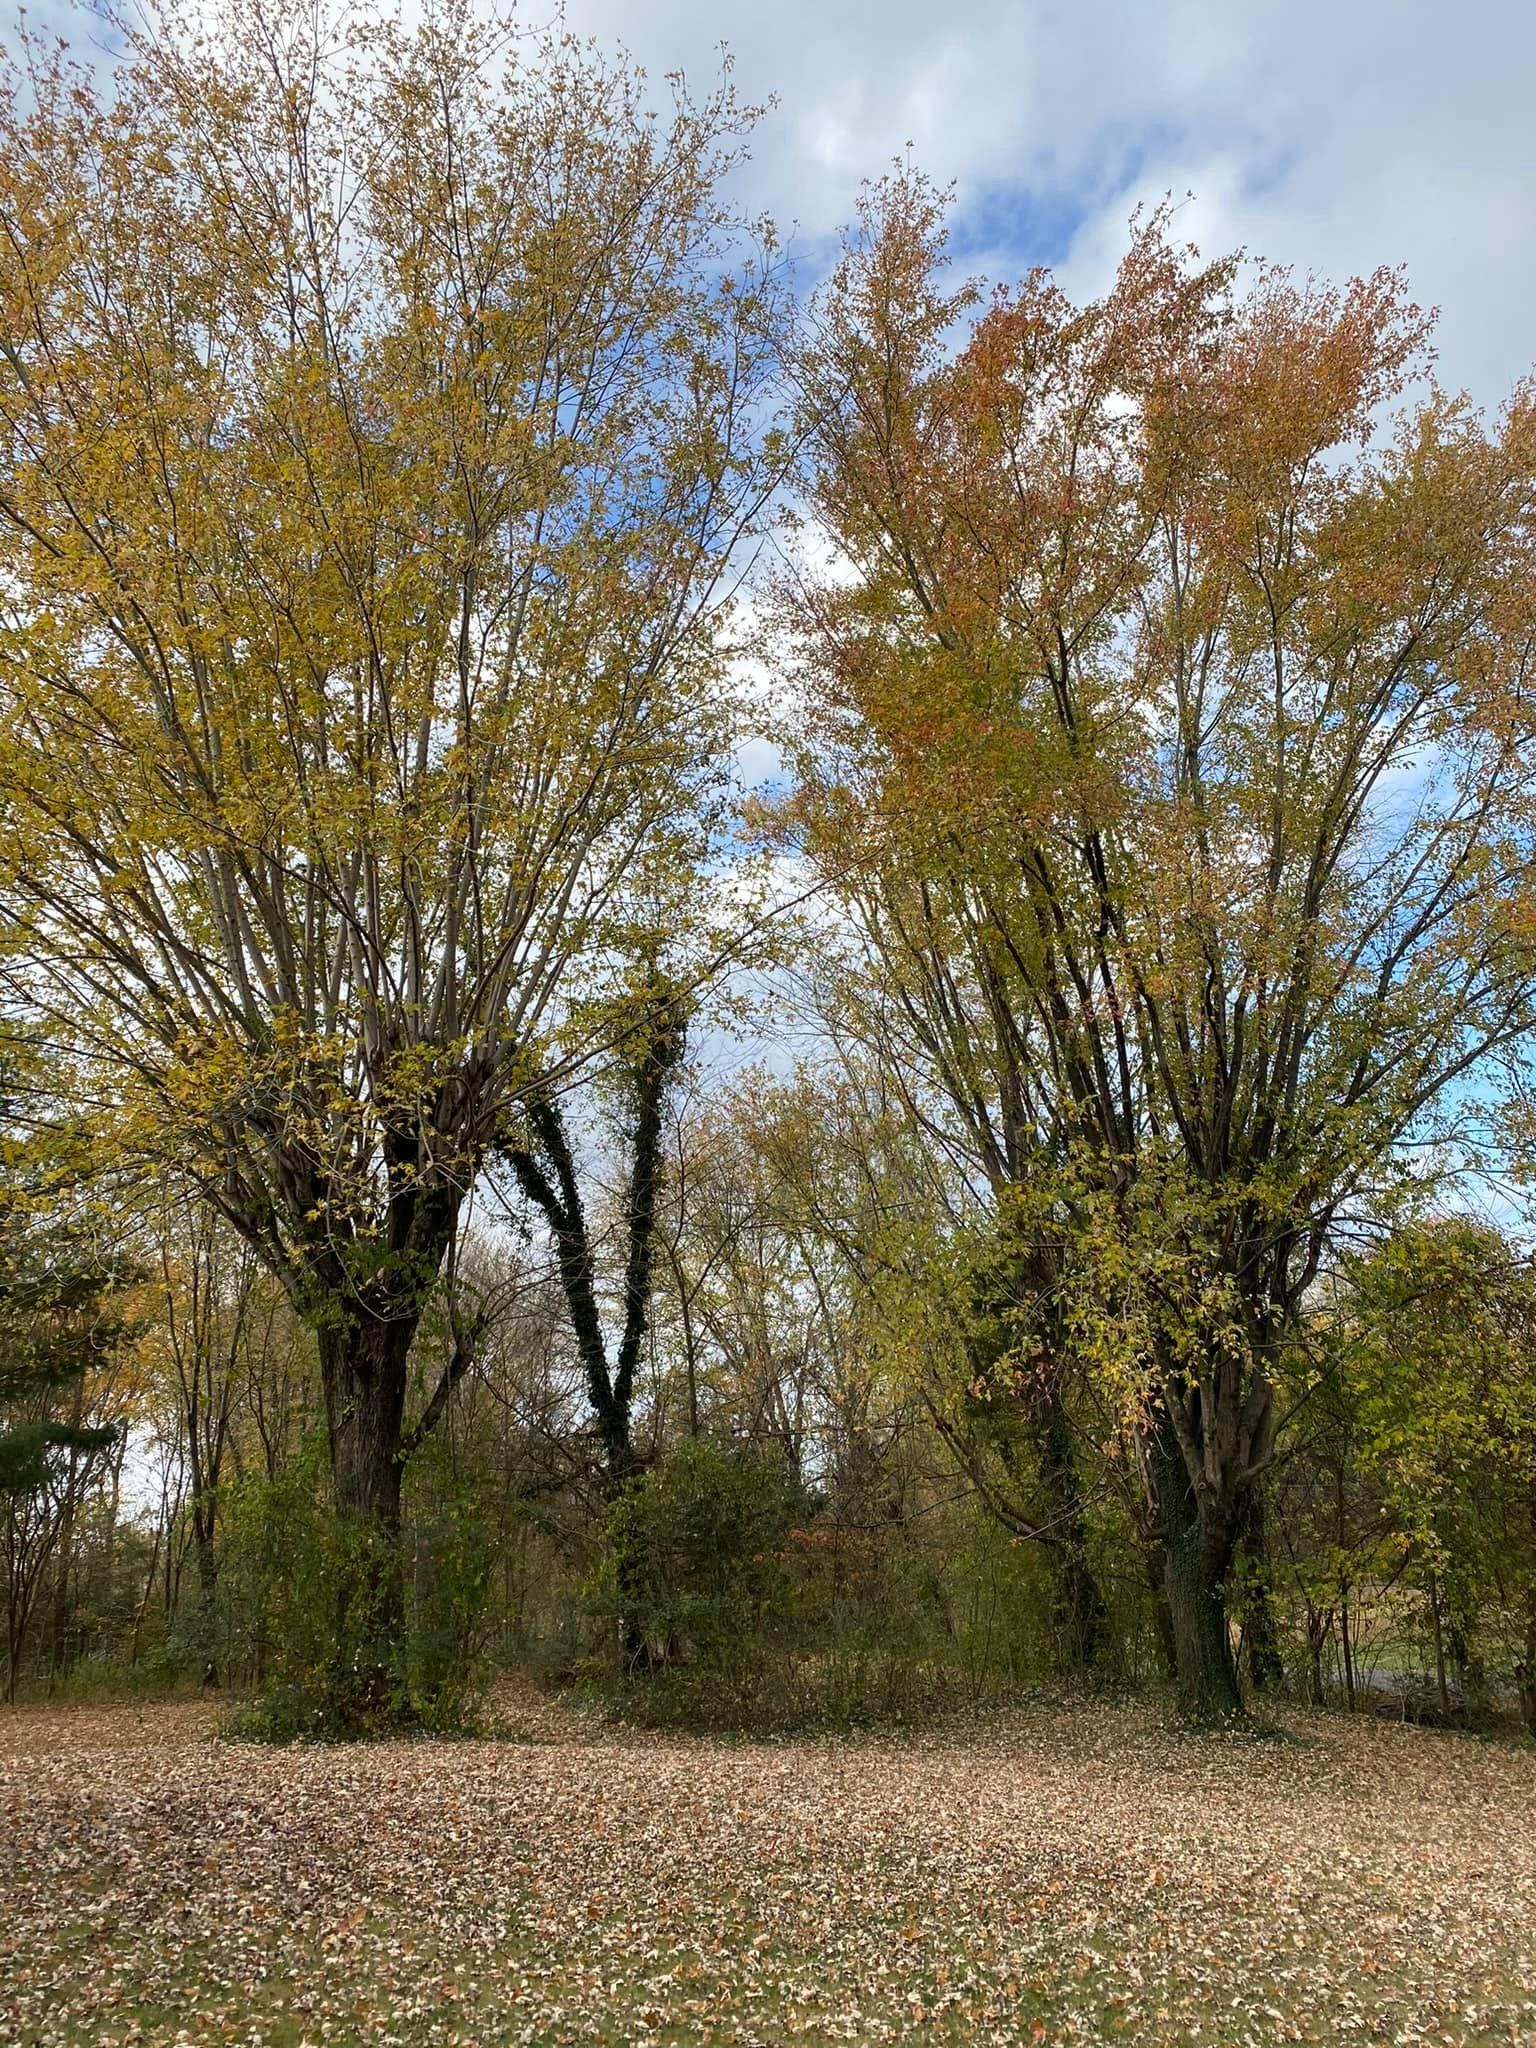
left=316, top=1311, right=418, bottom=1731
left=1147, top=1408, right=1243, bottom=1722
left=1164, top=1516, right=1243, bottom=1721
left=1037, top=1394, right=1110, bottom=1675
left=324, top=1315, right=412, bottom=1531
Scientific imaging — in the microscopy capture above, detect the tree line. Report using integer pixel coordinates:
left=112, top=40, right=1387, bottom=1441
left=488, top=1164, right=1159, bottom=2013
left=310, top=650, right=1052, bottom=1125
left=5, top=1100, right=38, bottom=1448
left=2, top=0, right=1534, bottom=1732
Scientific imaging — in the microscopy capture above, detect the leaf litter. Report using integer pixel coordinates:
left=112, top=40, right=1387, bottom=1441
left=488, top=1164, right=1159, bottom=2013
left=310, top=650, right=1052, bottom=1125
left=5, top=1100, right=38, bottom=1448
left=2, top=1691, right=1533, bottom=2045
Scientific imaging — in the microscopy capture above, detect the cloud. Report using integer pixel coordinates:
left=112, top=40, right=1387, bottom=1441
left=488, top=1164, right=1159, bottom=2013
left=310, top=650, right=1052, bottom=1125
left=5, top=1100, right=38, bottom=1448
left=562, top=0, right=1536, bottom=404
left=30, top=0, right=1532, bottom=398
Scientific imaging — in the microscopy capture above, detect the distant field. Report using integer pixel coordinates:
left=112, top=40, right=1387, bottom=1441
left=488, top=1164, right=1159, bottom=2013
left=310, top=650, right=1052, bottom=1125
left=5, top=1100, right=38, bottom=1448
left=3, top=1689, right=1533, bottom=2046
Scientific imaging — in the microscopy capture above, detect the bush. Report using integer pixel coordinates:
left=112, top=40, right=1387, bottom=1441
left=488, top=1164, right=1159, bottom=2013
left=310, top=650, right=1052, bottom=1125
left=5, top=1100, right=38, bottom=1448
left=403, top=1439, right=497, bottom=1734
left=593, top=1438, right=801, bottom=1687
left=214, top=1436, right=492, bottom=1739
left=591, top=1439, right=1074, bottom=1731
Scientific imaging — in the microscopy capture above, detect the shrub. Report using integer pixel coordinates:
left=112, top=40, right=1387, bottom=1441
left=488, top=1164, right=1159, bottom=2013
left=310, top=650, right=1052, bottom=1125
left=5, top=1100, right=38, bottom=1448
left=593, top=1437, right=801, bottom=1688
left=214, top=1436, right=492, bottom=1739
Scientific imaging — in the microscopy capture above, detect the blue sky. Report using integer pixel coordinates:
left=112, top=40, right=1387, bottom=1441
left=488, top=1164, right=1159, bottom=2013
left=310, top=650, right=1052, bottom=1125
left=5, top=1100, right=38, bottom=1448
left=559, top=0, right=1536, bottom=411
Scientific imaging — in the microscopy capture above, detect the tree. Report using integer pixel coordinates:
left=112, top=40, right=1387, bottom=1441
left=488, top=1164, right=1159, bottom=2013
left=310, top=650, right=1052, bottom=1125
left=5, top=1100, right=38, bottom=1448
left=0, top=3, right=787, bottom=1718
left=142, top=1188, right=291, bottom=1657
left=0, top=1197, right=132, bottom=1702
left=1343, top=1218, right=1536, bottom=1728
left=500, top=981, right=689, bottom=1495
left=785, top=173, right=1536, bottom=1718
left=0, top=1046, right=136, bottom=1693
left=0, top=1202, right=124, bottom=1496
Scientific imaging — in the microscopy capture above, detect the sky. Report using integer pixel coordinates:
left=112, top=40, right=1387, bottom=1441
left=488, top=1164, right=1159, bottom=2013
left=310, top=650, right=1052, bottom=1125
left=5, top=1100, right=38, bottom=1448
left=34, top=0, right=1535, bottom=403
left=558, top=0, right=1536, bottom=411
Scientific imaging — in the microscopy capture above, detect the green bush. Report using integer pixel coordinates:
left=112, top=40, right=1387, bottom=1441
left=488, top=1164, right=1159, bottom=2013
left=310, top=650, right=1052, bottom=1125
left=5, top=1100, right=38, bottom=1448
left=214, top=1436, right=492, bottom=1740
left=403, top=1441, right=496, bottom=1734
left=593, top=1437, right=801, bottom=1685
left=591, top=1440, right=1077, bottom=1731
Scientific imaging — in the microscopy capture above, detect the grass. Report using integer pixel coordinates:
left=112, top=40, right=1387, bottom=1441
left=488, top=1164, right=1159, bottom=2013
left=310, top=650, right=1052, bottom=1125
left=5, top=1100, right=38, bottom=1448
left=2, top=1685, right=1534, bottom=2045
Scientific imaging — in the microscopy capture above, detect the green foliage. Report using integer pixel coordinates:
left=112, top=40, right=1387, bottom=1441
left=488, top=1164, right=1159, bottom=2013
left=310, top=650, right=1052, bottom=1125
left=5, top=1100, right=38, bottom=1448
left=594, top=1438, right=801, bottom=1679
left=0, top=1417, right=120, bottom=1496
left=0, top=1164, right=137, bottom=1497
left=1344, top=1220, right=1536, bottom=1720
left=589, top=1437, right=1078, bottom=1730
left=215, top=1437, right=493, bottom=1740
left=402, top=1438, right=497, bottom=1736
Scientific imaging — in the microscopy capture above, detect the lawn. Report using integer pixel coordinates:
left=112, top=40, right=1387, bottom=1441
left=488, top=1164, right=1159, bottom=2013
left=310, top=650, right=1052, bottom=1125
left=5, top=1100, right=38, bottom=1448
left=2, top=1689, right=1533, bottom=2046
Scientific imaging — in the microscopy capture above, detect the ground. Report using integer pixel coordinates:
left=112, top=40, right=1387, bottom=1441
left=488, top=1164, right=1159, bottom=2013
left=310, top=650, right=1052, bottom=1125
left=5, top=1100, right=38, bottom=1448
left=2, top=1689, right=1533, bottom=2047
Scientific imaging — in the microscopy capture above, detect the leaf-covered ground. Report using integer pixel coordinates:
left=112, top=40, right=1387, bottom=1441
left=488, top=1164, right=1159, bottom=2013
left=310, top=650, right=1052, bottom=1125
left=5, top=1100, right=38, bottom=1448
left=2, top=1689, right=1533, bottom=2047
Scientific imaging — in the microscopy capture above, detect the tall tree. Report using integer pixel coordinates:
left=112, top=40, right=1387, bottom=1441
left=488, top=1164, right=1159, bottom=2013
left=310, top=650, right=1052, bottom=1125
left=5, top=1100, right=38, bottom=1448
left=787, top=174, right=1536, bottom=1718
left=1343, top=1219, right=1536, bottom=1729
left=501, top=983, right=690, bottom=1494
left=147, top=1194, right=269, bottom=1610
left=0, top=3, right=787, bottom=1714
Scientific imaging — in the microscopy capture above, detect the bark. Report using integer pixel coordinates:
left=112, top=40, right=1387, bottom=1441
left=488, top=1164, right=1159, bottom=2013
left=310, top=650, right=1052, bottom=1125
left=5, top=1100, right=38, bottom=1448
left=1037, top=1391, right=1110, bottom=1674
left=500, top=996, right=686, bottom=1671
left=504, top=1098, right=639, bottom=1488
left=1143, top=1541, right=1178, bottom=1683
left=315, top=1311, right=416, bottom=1729
left=502, top=998, right=685, bottom=1497
left=1305, top=1609, right=1329, bottom=1706
left=1164, top=1529, right=1243, bottom=1720
left=302, top=1179, right=462, bottom=1729
left=1147, top=1404, right=1243, bottom=1722
left=1236, top=1484, right=1285, bottom=1694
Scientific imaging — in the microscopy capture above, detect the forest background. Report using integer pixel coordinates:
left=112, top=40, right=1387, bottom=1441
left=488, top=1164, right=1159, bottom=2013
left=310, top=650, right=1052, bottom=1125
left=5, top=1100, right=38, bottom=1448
left=4, top=0, right=1536, bottom=1739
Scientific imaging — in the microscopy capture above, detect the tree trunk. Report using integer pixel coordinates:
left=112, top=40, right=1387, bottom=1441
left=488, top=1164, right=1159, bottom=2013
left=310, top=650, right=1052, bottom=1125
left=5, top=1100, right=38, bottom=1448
left=1306, top=1609, right=1329, bottom=1707
left=1236, top=1484, right=1285, bottom=1695
left=502, top=1003, right=686, bottom=1676
left=1339, top=1583, right=1356, bottom=1710
left=323, top=1315, right=411, bottom=1532
left=1445, top=1604, right=1489, bottom=1724
left=1164, top=1519, right=1243, bottom=1721
left=315, top=1311, right=417, bottom=1731
left=1144, top=1542, right=1178, bottom=1683
left=1148, top=1409, right=1243, bottom=1722
left=1036, top=1388, right=1110, bottom=1676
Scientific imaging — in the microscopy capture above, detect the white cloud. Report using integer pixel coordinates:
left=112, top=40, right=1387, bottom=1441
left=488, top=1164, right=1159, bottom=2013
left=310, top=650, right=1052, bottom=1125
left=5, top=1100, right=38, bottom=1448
left=562, top=0, right=1536, bottom=404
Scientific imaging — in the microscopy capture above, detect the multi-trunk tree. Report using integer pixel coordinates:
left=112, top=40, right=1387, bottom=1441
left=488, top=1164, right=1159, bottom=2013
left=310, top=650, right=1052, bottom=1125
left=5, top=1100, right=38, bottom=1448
left=786, top=173, right=1536, bottom=1718
left=0, top=2, right=787, bottom=1718
left=500, top=981, right=690, bottom=1498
